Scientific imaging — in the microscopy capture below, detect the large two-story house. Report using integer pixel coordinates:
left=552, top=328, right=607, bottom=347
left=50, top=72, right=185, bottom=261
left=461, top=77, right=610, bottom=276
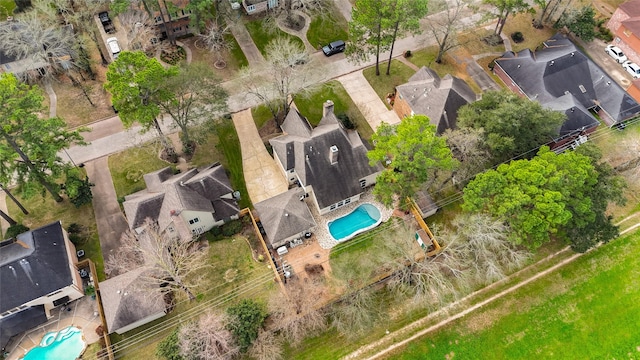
left=123, top=163, right=240, bottom=242
left=269, top=101, right=383, bottom=215
left=0, top=222, right=85, bottom=349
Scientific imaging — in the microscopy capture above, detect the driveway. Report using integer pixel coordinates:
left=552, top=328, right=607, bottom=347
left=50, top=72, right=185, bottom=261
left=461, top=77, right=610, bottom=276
left=232, top=109, right=288, bottom=204
left=84, top=157, right=129, bottom=268
left=338, top=71, right=400, bottom=130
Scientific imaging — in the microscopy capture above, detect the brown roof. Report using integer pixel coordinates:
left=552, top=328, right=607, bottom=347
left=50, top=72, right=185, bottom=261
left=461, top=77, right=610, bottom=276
left=622, top=18, right=640, bottom=37
left=619, top=0, right=640, bottom=17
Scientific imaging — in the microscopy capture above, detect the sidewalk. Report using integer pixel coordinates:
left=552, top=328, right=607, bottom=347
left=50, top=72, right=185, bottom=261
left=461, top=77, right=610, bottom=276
left=232, top=109, right=288, bottom=204
left=229, top=21, right=265, bottom=67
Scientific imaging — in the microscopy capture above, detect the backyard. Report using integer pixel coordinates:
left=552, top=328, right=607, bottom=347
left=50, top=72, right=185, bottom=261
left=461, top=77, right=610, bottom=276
left=387, top=230, right=640, bottom=359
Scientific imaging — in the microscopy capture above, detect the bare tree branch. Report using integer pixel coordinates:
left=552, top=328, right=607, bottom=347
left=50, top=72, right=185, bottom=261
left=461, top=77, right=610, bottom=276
left=179, top=311, right=239, bottom=360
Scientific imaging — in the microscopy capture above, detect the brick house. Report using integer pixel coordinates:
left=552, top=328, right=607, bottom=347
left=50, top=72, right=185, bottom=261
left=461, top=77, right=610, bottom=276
left=607, top=0, right=640, bottom=65
left=493, top=34, right=640, bottom=148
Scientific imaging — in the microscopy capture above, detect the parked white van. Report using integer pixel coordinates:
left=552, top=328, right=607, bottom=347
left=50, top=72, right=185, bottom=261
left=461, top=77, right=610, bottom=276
left=106, top=37, right=121, bottom=59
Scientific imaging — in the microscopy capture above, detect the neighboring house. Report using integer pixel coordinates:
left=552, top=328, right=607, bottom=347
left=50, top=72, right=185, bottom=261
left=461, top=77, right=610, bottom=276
left=626, top=78, right=640, bottom=103
left=254, top=188, right=316, bottom=249
left=146, top=0, right=192, bottom=39
left=99, top=267, right=167, bottom=334
left=242, top=0, right=279, bottom=14
left=607, top=0, right=640, bottom=65
left=270, top=100, right=383, bottom=215
left=0, top=222, right=84, bottom=349
left=123, top=163, right=240, bottom=242
left=493, top=34, right=640, bottom=147
left=393, top=67, right=477, bottom=134
left=0, top=22, right=74, bottom=78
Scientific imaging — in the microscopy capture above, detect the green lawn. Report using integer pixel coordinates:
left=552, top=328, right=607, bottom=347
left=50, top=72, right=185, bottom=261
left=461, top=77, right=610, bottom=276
left=363, top=60, right=415, bottom=109
left=244, top=19, right=305, bottom=56
left=294, top=80, right=373, bottom=140
left=307, top=12, right=348, bottom=50
left=213, top=121, right=251, bottom=209
left=227, top=33, right=249, bottom=69
left=112, top=234, right=276, bottom=359
left=5, top=190, right=106, bottom=281
left=389, top=232, right=640, bottom=359
left=108, top=141, right=174, bottom=200
left=252, top=104, right=273, bottom=130
left=0, top=0, right=15, bottom=20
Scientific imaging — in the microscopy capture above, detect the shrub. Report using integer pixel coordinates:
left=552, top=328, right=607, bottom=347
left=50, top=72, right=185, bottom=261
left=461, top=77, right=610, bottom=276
left=156, top=328, right=183, bottom=360
left=4, top=224, right=29, bottom=239
left=222, top=219, right=244, bottom=237
left=67, top=223, right=89, bottom=246
left=337, top=113, right=355, bottom=129
left=511, top=31, right=524, bottom=43
left=226, top=300, right=267, bottom=352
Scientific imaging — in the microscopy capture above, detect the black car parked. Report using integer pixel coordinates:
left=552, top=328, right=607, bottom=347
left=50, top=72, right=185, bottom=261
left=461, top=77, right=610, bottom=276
left=322, top=40, right=346, bottom=56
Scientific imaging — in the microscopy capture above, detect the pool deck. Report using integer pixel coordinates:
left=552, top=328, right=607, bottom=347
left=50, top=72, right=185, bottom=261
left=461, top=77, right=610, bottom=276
left=4, top=296, right=102, bottom=360
left=311, top=190, right=394, bottom=250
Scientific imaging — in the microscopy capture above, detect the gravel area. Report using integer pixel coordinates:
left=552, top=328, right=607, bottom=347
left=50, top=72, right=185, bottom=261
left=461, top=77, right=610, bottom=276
left=309, top=189, right=394, bottom=250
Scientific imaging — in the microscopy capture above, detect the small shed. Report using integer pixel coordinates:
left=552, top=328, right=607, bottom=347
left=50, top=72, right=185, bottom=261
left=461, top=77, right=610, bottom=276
left=415, top=229, right=433, bottom=250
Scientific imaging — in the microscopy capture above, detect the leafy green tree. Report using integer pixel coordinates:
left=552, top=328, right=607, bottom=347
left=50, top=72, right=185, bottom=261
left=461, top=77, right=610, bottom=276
left=4, top=224, right=30, bottom=240
left=462, top=146, right=598, bottom=249
left=105, top=51, right=179, bottom=161
left=157, top=328, right=184, bottom=360
left=63, top=168, right=94, bottom=208
left=567, top=143, right=626, bottom=252
left=368, top=115, right=457, bottom=209
left=158, top=62, right=228, bottom=154
left=0, top=73, right=85, bottom=202
left=555, top=6, right=597, bottom=41
left=483, top=0, right=530, bottom=37
left=457, top=90, right=565, bottom=164
left=226, top=299, right=267, bottom=352
left=348, top=0, right=394, bottom=76
left=384, top=0, right=428, bottom=75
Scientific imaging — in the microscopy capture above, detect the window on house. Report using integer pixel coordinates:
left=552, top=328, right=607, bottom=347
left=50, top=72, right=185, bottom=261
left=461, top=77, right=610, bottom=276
left=189, top=218, right=200, bottom=225
left=247, top=4, right=256, bottom=11
left=174, top=27, right=182, bottom=32
left=330, top=204, right=336, bottom=210
left=345, top=198, right=351, bottom=204
left=337, top=200, right=344, bottom=207
left=360, top=179, right=366, bottom=188
left=155, top=16, right=162, bottom=23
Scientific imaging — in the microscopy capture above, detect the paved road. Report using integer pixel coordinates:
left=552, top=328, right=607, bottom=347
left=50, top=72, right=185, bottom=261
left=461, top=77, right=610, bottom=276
left=232, top=109, right=288, bottom=204
left=84, top=157, right=130, bottom=269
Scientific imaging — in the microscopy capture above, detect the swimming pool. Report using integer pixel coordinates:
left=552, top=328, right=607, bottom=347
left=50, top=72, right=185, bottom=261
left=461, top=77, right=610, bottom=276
left=22, top=326, right=86, bottom=360
left=328, top=203, right=382, bottom=242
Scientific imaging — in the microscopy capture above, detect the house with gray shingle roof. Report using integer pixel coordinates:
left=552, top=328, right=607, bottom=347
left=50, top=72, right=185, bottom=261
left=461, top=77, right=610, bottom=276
left=393, top=67, right=477, bottom=134
left=254, top=188, right=316, bottom=249
left=0, top=222, right=84, bottom=349
left=270, top=101, right=383, bottom=215
left=493, top=34, right=640, bottom=146
left=99, top=267, right=167, bottom=334
left=123, top=163, right=240, bottom=242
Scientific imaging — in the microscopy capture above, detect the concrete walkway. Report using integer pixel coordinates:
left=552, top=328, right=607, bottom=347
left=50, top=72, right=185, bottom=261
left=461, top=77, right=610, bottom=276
left=84, top=157, right=130, bottom=268
left=232, top=109, right=288, bottom=204
left=338, top=71, right=400, bottom=130
left=277, top=10, right=315, bottom=52
left=334, top=0, right=352, bottom=21
left=229, top=21, right=265, bottom=67
left=43, top=81, right=57, bottom=118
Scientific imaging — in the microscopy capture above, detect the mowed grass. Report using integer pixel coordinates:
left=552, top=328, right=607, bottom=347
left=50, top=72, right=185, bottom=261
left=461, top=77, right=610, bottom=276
left=307, top=11, right=348, bottom=50
left=213, top=121, right=251, bottom=209
left=112, top=234, right=276, bottom=359
left=0, top=0, right=15, bottom=20
left=363, top=60, right=416, bottom=109
left=244, top=19, right=305, bottom=56
left=108, top=141, right=173, bottom=200
left=388, top=232, right=640, bottom=359
left=5, top=191, right=106, bottom=280
left=294, top=80, right=373, bottom=140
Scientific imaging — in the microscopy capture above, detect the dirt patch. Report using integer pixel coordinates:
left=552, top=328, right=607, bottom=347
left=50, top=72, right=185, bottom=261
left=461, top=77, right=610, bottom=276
left=52, top=74, right=115, bottom=128
left=283, top=14, right=305, bottom=31
left=258, top=118, right=281, bottom=139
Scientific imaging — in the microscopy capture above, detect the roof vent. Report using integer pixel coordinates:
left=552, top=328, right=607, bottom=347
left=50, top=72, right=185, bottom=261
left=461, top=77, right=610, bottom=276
left=517, top=64, right=521, bottom=68
left=550, top=61, right=554, bottom=66
left=571, top=52, right=575, bottom=57
left=579, top=85, right=587, bottom=93
left=330, top=145, right=339, bottom=164
left=284, top=213, right=289, bottom=217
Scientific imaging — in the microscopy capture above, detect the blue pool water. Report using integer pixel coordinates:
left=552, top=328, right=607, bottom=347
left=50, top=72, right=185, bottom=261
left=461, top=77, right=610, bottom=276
left=328, top=203, right=382, bottom=242
left=22, top=326, right=85, bottom=360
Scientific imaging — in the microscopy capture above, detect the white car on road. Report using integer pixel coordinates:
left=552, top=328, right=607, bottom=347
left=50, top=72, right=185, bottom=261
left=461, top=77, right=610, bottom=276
left=623, top=61, right=640, bottom=78
left=605, top=45, right=627, bottom=63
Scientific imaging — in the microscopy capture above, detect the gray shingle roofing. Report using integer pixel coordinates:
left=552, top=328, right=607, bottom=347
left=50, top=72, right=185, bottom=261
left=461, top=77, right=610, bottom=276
left=270, top=104, right=383, bottom=209
left=99, top=267, right=166, bottom=334
left=123, top=163, right=239, bottom=234
left=0, top=222, right=73, bottom=313
left=495, top=33, right=640, bottom=125
left=254, top=188, right=316, bottom=246
left=396, top=67, right=477, bottom=134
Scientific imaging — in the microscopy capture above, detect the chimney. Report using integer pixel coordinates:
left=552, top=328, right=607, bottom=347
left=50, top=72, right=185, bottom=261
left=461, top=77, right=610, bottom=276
left=323, top=100, right=334, bottom=117
left=330, top=145, right=339, bottom=164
